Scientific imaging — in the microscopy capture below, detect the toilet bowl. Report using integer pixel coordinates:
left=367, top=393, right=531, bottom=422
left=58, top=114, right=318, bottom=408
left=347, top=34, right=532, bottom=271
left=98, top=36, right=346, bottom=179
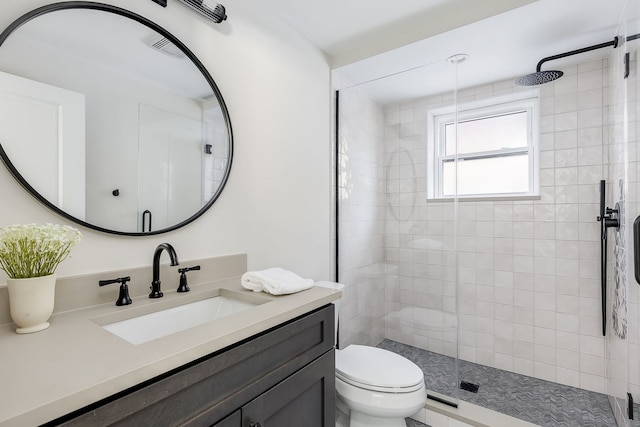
left=315, top=282, right=427, bottom=427
left=336, top=344, right=427, bottom=427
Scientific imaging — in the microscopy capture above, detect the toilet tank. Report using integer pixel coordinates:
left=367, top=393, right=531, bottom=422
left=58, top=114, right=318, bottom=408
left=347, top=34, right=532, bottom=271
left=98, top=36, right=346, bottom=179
left=314, top=281, right=344, bottom=347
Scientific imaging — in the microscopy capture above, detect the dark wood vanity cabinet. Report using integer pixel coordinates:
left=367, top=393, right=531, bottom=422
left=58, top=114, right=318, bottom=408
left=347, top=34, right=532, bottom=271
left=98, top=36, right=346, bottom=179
left=52, top=305, right=335, bottom=427
left=214, top=351, right=334, bottom=427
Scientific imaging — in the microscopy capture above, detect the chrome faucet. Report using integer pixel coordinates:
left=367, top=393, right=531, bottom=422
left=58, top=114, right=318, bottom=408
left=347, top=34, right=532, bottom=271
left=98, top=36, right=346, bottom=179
left=149, top=243, right=179, bottom=298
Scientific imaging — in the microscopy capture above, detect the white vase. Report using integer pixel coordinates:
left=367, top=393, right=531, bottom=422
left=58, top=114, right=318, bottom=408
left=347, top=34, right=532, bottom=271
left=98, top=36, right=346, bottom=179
left=7, top=274, right=56, bottom=334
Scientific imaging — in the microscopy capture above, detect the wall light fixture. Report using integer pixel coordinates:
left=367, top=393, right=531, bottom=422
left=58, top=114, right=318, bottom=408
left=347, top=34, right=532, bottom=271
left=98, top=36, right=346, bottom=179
left=176, top=0, right=227, bottom=24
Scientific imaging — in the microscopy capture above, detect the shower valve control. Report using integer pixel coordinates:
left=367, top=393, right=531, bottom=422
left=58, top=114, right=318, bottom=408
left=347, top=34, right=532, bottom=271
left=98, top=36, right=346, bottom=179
left=597, top=203, right=620, bottom=230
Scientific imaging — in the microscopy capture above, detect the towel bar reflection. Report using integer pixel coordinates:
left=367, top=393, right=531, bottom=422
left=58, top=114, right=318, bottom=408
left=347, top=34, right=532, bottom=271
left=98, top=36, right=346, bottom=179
left=142, top=209, right=152, bottom=233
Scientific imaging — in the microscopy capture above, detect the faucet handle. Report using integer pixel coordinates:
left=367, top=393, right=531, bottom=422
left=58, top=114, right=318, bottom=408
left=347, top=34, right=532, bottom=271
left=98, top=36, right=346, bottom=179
left=99, top=276, right=132, bottom=306
left=177, top=265, right=201, bottom=293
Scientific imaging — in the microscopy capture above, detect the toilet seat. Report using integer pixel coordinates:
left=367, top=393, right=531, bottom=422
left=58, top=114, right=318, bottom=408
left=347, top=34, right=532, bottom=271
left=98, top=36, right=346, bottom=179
left=336, top=345, right=424, bottom=393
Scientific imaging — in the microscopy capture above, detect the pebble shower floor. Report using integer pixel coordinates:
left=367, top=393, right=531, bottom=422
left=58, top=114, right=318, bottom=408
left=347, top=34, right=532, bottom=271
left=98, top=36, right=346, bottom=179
left=377, top=340, right=640, bottom=427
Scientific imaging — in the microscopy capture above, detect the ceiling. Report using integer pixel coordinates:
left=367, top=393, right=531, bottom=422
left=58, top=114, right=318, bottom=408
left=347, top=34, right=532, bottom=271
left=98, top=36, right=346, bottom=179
left=10, top=8, right=213, bottom=100
left=238, top=0, right=538, bottom=67
left=239, top=0, right=632, bottom=104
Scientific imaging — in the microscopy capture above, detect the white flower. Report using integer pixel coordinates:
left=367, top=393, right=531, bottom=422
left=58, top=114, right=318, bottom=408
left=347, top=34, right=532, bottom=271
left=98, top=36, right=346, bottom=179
left=0, top=224, right=82, bottom=279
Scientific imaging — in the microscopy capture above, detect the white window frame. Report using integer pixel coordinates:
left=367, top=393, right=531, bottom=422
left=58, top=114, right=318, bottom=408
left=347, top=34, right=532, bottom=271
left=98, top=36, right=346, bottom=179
left=427, top=91, right=540, bottom=201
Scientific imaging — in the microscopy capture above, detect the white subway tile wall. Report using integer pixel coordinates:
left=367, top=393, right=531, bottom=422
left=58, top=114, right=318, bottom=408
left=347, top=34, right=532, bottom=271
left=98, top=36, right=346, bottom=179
left=383, top=58, right=612, bottom=394
left=335, top=50, right=640, bottom=408
left=203, top=107, right=230, bottom=200
left=335, top=75, right=386, bottom=348
left=606, top=34, right=627, bottom=425
left=606, top=21, right=640, bottom=424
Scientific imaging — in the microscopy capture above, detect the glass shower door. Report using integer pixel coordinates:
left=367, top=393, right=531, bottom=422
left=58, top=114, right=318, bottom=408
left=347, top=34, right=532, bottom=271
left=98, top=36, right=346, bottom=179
left=628, top=2, right=640, bottom=419
left=335, top=57, right=461, bottom=406
left=604, top=2, right=640, bottom=423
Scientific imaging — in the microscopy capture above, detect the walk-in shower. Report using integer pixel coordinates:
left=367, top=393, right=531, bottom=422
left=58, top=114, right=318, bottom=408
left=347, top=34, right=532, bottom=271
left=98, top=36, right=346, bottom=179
left=334, top=4, right=640, bottom=424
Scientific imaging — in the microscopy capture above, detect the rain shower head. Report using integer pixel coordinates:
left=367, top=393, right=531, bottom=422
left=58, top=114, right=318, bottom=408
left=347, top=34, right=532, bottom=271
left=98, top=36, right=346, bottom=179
left=516, top=37, right=622, bottom=86
left=515, top=70, right=564, bottom=86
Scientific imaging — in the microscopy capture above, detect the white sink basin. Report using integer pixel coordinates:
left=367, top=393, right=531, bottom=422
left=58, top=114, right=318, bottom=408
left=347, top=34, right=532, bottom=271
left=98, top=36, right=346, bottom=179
left=102, top=295, right=258, bottom=345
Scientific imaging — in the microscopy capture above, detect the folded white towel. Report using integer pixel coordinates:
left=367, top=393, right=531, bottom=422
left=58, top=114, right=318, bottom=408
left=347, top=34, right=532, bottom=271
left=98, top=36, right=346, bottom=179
left=241, top=268, right=314, bottom=295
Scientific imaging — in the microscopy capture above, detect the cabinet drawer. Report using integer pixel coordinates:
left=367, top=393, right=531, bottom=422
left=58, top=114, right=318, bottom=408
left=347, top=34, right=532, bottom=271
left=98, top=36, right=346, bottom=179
left=53, top=305, right=334, bottom=427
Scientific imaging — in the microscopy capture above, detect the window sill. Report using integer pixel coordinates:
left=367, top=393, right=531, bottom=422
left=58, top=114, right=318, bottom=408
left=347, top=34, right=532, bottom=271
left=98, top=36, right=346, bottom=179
left=427, top=194, right=541, bottom=203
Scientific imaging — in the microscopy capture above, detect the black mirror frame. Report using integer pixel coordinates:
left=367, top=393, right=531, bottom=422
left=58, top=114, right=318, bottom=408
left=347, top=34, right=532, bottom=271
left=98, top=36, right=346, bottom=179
left=0, top=1, right=233, bottom=236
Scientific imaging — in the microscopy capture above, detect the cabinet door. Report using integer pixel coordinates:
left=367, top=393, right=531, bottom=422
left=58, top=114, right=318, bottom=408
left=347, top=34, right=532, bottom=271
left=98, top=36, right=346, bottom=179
left=212, top=410, right=240, bottom=427
left=242, top=350, right=335, bottom=427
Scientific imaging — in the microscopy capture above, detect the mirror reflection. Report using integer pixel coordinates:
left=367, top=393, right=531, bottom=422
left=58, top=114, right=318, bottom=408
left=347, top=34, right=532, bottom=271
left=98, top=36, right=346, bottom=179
left=0, top=5, right=233, bottom=234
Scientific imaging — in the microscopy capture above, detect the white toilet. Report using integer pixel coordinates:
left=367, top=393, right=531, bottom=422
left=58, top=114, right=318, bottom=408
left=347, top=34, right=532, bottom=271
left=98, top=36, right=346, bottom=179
left=315, top=282, right=427, bottom=427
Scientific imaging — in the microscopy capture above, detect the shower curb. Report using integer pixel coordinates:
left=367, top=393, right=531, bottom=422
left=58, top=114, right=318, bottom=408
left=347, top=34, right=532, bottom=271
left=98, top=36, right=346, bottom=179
left=414, top=390, right=540, bottom=427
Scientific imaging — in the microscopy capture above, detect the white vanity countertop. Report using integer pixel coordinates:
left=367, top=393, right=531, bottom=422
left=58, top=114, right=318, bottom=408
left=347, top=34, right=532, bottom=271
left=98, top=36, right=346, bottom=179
left=0, top=278, right=339, bottom=427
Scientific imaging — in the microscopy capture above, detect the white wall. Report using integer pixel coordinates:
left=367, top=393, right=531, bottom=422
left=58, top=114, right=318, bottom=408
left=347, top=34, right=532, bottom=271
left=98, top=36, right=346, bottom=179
left=0, top=0, right=332, bottom=282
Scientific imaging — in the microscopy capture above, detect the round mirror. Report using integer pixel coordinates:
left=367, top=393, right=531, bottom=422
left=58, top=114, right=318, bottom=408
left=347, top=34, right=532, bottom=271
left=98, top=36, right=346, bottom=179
left=0, top=2, right=233, bottom=235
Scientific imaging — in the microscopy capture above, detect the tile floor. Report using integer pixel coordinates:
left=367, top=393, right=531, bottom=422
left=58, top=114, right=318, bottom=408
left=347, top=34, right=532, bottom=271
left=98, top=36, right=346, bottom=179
left=378, top=339, right=627, bottom=427
left=406, top=417, right=428, bottom=427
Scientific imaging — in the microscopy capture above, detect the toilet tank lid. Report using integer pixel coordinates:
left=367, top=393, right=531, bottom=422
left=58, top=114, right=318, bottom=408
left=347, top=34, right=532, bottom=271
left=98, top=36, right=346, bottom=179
left=314, top=281, right=345, bottom=291
left=336, top=345, right=424, bottom=389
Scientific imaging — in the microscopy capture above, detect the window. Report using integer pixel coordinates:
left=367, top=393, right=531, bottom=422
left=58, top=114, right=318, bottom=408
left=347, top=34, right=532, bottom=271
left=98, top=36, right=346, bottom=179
left=427, top=94, right=539, bottom=200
